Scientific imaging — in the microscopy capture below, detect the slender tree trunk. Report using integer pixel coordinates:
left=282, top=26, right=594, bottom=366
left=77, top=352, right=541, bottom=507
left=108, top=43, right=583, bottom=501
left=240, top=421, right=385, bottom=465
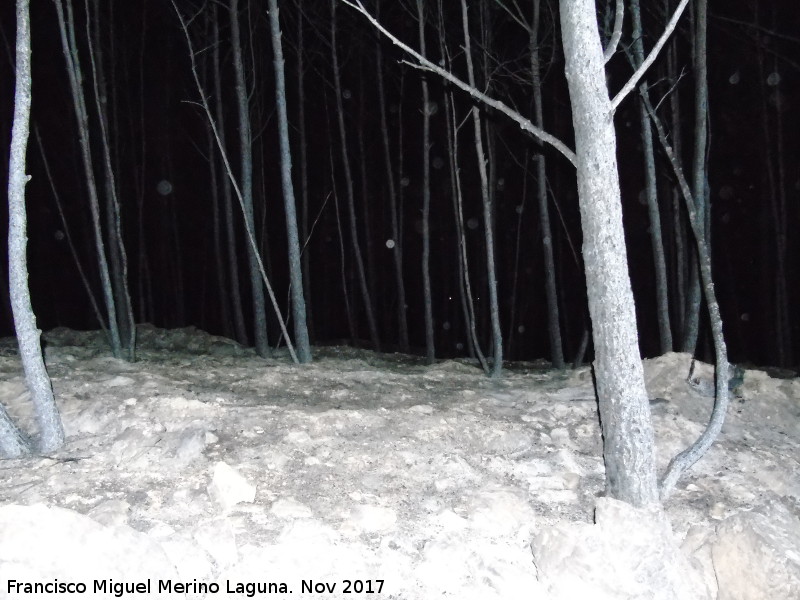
left=231, top=0, right=269, bottom=357
left=330, top=0, right=380, bottom=351
left=132, top=1, right=152, bottom=325
left=435, top=0, right=486, bottom=369
left=445, top=90, right=488, bottom=374
left=35, top=127, right=106, bottom=334
left=376, top=0, right=409, bottom=352
left=5, top=0, right=65, bottom=456
left=212, top=5, right=248, bottom=345
left=754, top=1, right=791, bottom=366
left=461, top=0, right=502, bottom=377
left=666, top=35, right=686, bottom=334
left=416, top=0, right=435, bottom=363
left=172, top=0, right=298, bottom=362
left=644, top=94, right=730, bottom=499
left=530, top=0, right=564, bottom=369
left=267, top=0, right=312, bottom=363
left=86, top=0, right=136, bottom=360
left=295, top=0, right=314, bottom=342
left=327, top=118, right=356, bottom=343
left=630, top=0, right=672, bottom=355
left=53, top=0, right=123, bottom=359
left=207, top=119, right=233, bottom=338
left=560, top=0, right=658, bottom=506
left=682, top=0, right=709, bottom=355
left=357, top=67, right=377, bottom=313
left=506, top=148, right=527, bottom=359
left=198, top=9, right=232, bottom=338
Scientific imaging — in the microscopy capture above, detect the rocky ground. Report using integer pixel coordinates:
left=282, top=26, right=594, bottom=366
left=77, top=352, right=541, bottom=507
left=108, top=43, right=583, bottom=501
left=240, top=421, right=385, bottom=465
left=0, top=325, right=798, bottom=599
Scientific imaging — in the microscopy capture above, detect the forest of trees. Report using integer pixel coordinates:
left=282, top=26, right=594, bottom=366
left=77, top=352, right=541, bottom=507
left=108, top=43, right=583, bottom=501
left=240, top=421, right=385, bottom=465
left=0, top=0, right=796, bottom=369
left=1, top=0, right=798, bottom=500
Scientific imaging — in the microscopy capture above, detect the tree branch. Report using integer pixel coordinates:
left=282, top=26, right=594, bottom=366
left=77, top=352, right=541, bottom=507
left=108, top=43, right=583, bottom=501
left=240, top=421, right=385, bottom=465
left=611, top=0, right=690, bottom=112
left=602, top=0, right=624, bottom=63
left=339, top=0, right=576, bottom=166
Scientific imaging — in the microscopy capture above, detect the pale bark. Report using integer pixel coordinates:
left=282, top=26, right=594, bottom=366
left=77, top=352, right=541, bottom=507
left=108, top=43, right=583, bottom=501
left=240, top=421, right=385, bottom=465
left=560, top=0, right=658, bottom=505
left=341, top=0, right=701, bottom=504
left=6, top=0, right=65, bottom=456
left=460, top=0, right=502, bottom=377
left=436, top=0, right=488, bottom=372
left=53, top=0, right=123, bottom=359
left=172, top=0, right=298, bottom=363
left=644, top=98, right=730, bottom=499
left=267, top=0, right=312, bottom=363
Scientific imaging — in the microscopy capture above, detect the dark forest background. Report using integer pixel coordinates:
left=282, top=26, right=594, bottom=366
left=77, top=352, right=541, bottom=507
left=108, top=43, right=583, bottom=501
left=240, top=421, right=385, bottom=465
left=0, top=0, right=798, bottom=369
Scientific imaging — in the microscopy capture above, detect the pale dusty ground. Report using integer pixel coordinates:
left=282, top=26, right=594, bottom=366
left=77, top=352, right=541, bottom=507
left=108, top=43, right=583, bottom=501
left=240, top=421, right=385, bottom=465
left=0, top=326, right=798, bottom=599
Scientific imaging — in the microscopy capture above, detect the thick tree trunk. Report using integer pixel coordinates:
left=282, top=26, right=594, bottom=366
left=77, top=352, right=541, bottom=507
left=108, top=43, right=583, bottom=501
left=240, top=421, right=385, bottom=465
left=560, top=0, right=658, bottom=506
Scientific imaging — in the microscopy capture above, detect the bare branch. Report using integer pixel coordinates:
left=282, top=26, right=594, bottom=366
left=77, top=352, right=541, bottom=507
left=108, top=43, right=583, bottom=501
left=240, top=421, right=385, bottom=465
left=602, top=0, right=624, bottom=63
left=171, top=0, right=299, bottom=363
left=611, top=0, right=690, bottom=112
left=339, top=0, right=576, bottom=166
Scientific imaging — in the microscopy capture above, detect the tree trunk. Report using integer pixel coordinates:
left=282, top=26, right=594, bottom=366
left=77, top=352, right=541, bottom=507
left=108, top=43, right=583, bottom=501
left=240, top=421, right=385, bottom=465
left=212, top=4, right=248, bottom=345
left=460, top=0, right=502, bottom=377
left=267, top=0, right=312, bottom=363
left=644, top=91, right=731, bottom=499
left=531, top=0, right=565, bottom=369
left=376, top=0, right=409, bottom=353
left=560, top=0, right=658, bottom=506
left=53, top=0, right=123, bottom=359
left=330, top=0, right=380, bottom=351
left=416, top=0, right=435, bottom=364
left=86, top=0, right=136, bottom=360
left=6, top=0, right=65, bottom=456
left=666, top=34, right=687, bottom=335
left=682, top=0, right=709, bottom=355
left=630, top=0, right=672, bottom=355
left=436, top=0, right=487, bottom=370
left=231, top=0, right=270, bottom=357
left=295, top=0, right=314, bottom=342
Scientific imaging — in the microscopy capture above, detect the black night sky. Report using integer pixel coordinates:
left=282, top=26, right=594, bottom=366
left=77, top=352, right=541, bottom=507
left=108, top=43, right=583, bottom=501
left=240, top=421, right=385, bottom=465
left=0, top=0, right=798, bottom=368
